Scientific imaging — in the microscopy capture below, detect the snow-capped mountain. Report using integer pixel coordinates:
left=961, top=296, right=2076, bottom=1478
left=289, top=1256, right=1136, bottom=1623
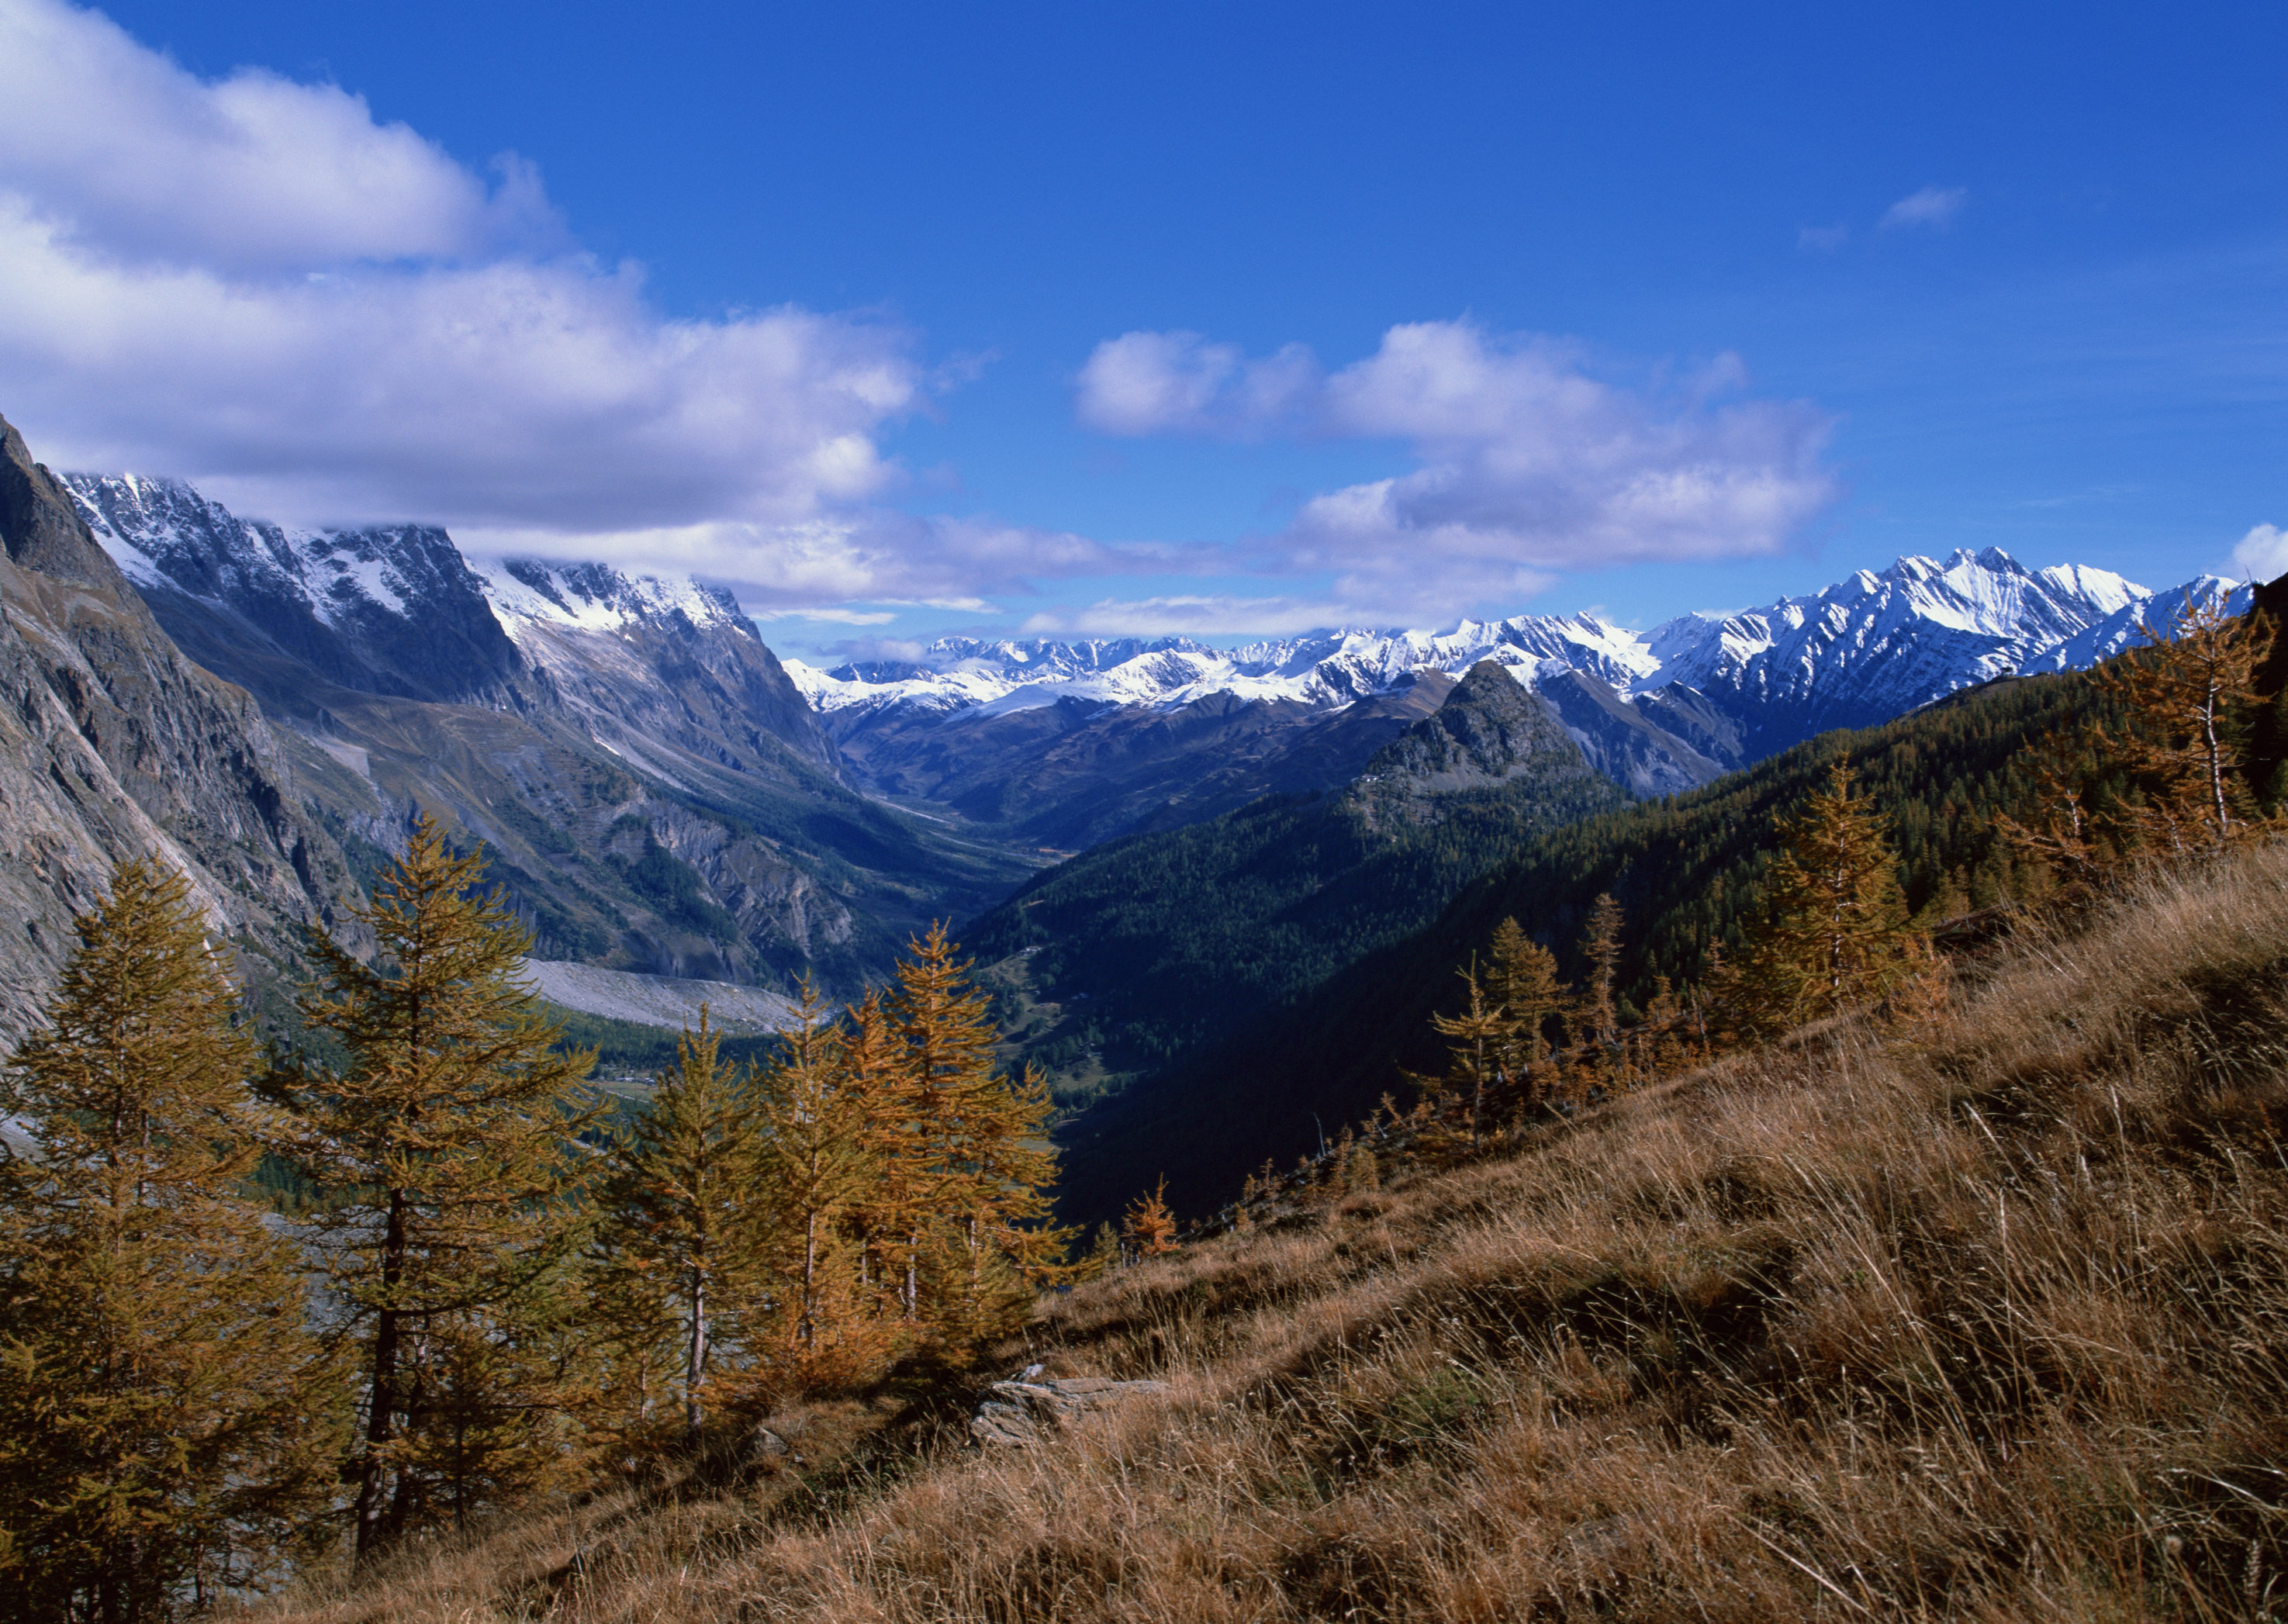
left=55, top=471, right=1025, bottom=993
left=65, top=472, right=524, bottom=707
left=787, top=549, right=2156, bottom=738
left=786, top=548, right=2214, bottom=831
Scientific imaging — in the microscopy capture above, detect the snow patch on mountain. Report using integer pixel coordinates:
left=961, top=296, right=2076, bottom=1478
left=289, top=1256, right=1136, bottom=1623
left=472, top=557, right=758, bottom=640
left=786, top=549, right=2165, bottom=732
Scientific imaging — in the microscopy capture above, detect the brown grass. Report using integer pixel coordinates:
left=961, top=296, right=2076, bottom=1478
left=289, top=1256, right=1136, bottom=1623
left=257, top=845, right=2288, bottom=1622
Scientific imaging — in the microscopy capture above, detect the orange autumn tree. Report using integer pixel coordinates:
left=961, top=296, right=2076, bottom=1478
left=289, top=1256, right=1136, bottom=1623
left=0, top=860, right=343, bottom=1622
left=885, top=924, right=1070, bottom=1353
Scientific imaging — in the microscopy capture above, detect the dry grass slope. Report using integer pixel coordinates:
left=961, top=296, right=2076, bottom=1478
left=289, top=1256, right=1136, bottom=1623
left=263, top=845, right=2288, bottom=1622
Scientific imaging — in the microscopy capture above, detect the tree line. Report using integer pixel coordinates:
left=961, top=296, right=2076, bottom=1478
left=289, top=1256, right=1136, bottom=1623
left=0, top=818, right=1064, bottom=1621
left=1378, top=588, right=2280, bottom=1164
left=1102, top=589, right=2269, bottom=1235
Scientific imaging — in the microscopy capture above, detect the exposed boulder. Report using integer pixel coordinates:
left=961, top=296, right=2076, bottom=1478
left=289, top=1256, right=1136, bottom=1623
left=970, top=1367, right=1173, bottom=1447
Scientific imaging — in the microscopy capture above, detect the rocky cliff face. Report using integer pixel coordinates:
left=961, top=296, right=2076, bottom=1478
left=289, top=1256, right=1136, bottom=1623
left=1352, top=660, right=1593, bottom=804
left=0, top=418, right=361, bottom=1041
left=65, top=474, right=527, bottom=708
left=52, top=468, right=1028, bottom=997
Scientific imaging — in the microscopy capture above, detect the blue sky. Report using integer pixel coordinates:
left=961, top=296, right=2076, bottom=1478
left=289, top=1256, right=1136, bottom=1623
left=1, top=0, right=2282, bottom=657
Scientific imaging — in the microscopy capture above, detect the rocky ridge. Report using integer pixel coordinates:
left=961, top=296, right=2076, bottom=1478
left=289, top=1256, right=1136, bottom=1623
left=54, top=468, right=1032, bottom=1000
left=787, top=550, right=2226, bottom=835
left=0, top=419, right=362, bottom=1041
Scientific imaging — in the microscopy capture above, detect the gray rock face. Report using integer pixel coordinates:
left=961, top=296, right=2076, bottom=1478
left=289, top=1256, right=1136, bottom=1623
left=65, top=474, right=526, bottom=707
left=970, top=1373, right=1173, bottom=1446
left=48, top=463, right=1028, bottom=998
left=0, top=417, right=361, bottom=1042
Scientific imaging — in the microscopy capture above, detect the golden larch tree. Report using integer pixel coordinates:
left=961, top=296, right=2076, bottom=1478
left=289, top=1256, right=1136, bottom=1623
left=0, top=859, right=343, bottom=1622
left=2090, top=586, right=2277, bottom=858
left=1735, top=759, right=1929, bottom=1031
left=275, top=815, right=598, bottom=1560
left=593, top=1007, right=763, bottom=1454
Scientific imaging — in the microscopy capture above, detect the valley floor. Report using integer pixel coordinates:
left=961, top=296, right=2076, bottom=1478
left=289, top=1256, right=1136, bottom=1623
left=260, top=842, right=2288, bottom=1622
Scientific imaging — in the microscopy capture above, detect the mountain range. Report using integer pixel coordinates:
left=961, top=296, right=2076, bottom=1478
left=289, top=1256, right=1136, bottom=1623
left=0, top=407, right=2249, bottom=1054
left=789, top=551, right=2226, bottom=847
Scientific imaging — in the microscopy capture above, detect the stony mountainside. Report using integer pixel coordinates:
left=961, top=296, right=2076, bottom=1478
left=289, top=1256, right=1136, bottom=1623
left=790, top=550, right=2216, bottom=837
left=1350, top=659, right=1595, bottom=816
left=0, top=419, right=362, bottom=1041
left=55, top=468, right=1030, bottom=998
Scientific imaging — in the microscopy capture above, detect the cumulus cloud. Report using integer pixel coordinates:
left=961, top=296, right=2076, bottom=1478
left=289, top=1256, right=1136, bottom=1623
left=1073, top=320, right=1837, bottom=620
left=1074, top=330, right=1319, bottom=437
left=460, top=510, right=1128, bottom=615
left=0, top=0, right=1138, bottom=612
left=1880, top=185, right=1967, bottom=230
left=2232, top=522, right=2288, bottom=583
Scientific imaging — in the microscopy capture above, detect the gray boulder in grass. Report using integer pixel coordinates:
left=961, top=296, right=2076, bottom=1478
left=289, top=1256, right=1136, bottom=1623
left=971, top=1365, right=1173, bottom=1446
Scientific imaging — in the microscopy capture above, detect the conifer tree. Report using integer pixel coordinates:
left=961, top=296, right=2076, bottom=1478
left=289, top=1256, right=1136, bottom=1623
left=750, top=980, right=892, bottom=1394
left=1484, top=917, right=1564, bottom=1104
left=1425, top=965, right=1507, bottom=1150
left=885, top=924, right=1067, bottom=1349
left=594, top=1008, right=761, bottom=1453
left=275, top=815, right=598, bottom=1561
left=1734, top=760, right=1929, bottom=1031
left=1122, top=1177, right=1179, bottom=1258
left=1074, top=1221, right=1124, bottom=1281
left=0, top=859, right=342, bottom=1622
left=1580, top=894, right=1624, bottom=1049
left=2089, top=588, right=2277, bottom=857
left=835, top=989, right=925, bottom=1336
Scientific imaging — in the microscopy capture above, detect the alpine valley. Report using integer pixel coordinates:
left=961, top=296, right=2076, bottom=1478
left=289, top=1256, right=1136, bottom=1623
left=0, top=407, right=2252, bottom=1197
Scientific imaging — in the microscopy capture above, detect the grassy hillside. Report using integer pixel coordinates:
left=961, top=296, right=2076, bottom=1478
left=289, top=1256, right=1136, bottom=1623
left=256, top=838, right=2288, bottom=1623
left=1053, top=669, right=2112, bottom=1221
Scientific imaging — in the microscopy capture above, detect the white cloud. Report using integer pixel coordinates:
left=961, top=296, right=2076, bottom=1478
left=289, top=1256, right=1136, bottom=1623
left=2232, top=522, right=2288, bottom=582
left=1018, top=593, right=1372, bottom=638
left=1797, top=223, right=1850, bottom=253
left=0, top=0, right=557, bottom=272
left=1072, top=320, right=1837, bottom=620
left=1074, top=330, right=1319, bottom=437
left=1879, top=185, right=1967, bottom=230
left=0, top=0, right=1108, bottom=611
left=460, top=510, right=1128, bottom=615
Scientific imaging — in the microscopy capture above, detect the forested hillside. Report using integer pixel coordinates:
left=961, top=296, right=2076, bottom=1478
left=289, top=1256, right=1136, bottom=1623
left=244, top=782, right=2288, bottom=1624
left=964, top=662, right=1625, bottom=1108
left=1053, top=669, right=2133, bottom=1219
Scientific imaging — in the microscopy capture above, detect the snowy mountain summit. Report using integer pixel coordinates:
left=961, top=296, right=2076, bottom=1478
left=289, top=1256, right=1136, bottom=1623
left=788, top=548, right=2220, bottom=763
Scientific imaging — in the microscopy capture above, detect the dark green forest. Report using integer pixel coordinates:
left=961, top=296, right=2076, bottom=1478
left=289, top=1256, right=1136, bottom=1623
left=963, top=747, right=1623, bottom=1104
left=1051, top=669, right=2137, bottom=1221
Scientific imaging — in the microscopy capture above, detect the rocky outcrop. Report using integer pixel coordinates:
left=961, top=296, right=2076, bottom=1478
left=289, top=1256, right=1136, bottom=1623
left=970, top=1368, right=1173, bottom=1446
left=0, top=416, right=361, bottom=1041
left=65, top=474, right=527, bottom=710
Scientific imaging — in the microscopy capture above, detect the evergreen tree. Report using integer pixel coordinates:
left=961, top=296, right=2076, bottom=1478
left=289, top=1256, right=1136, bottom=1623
left=275, top=815, right=598, bottom=1561
left=0, top=859, right=342, bottom=1622
left=1734, top=760, right=1929, bottom=1031
left=593, top=1008, right=761, bottom=1454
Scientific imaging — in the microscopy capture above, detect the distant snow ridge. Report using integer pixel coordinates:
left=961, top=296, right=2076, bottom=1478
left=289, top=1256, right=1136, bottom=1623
left=64, top=472, right=465, bottom=630
left=473, top=557, right=758, bottom=639
left=786, top=549, right=2189, bottom=729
